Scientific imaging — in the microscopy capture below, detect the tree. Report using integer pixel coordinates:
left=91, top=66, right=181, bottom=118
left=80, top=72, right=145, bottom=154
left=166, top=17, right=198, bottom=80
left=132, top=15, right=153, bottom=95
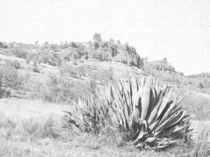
left=125, top=42, right=131, bottom=52
left=116, top=40, right=121, bottom=45
left=163, top=57, right=168, bottom=63
left=44, top=41, right=49, bottom=49
left=0, top=42, right=4, bottom=48
left=69, top=42, right=77, bottom=48
left=109, top=38, right=115, bottom=45
left=35, top=41, right=39, bottom=46
left=0, top=42, right=7, bottom=48
left=93, top=33, right=102, bottom=42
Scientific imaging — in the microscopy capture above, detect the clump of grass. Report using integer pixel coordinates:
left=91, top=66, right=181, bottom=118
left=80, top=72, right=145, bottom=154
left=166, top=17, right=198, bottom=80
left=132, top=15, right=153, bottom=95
left=0, top=115, right=64, bottom=142
left=191, top=126, right=210, bottom=156
left=22, top=116, right=61, bottom=139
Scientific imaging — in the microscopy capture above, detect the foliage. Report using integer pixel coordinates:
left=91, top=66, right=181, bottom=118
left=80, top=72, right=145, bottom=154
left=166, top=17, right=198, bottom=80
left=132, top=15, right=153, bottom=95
left=88, top=68, right=115, bottom=85
left=41, top=74, right=97, bottom=102
left=64, top=77, right=190, bottom=150
left=6, top=60, right=21, bottom=69
left=32, top=63, right=40, bottom=73
left=69, top=41, right=77, bottom=48
left=0, top=65, right=24, bottom=97
left=61, top=64, right=87, bottom=78
left=0, top=41, right=8, bottom=48
left=0, top=33, right=143, bottom=69
left=0, top=65, right=23, bottom=89
left=93, top=33, right=102, bottom=43
left=92, top=49, right=110, bottom=61
left=14, top=47, right=30, bottom=59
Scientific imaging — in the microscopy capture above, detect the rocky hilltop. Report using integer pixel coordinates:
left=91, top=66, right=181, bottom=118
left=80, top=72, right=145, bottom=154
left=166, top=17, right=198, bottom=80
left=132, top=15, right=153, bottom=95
left=0, top=34, right=143, bottom=70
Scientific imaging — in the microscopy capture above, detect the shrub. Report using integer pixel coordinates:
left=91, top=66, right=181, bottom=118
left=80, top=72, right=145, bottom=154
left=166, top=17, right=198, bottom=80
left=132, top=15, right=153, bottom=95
left=93, top=33, right=102, bottom=43
left=0, top=65, right=24, bottom=98
left=14, top=47, right=30, bottom=59
left=32, top=63, right=40, bottom=73
left=6, top=60, right=21, bottom=69
left=0, top=65, right=23, bottom=89
left=43, top=74, right=73, bottom=102
left=64, top=77, right=190, bottom=150
left=88, top=68, right=115, bottom=85
left=92, top=52, right=106, bottom=61
left=61, top=64, right=88, bottom=78
left=41, top=74, right=96, bottom=102
left=0, top=41, right=8, bottom=48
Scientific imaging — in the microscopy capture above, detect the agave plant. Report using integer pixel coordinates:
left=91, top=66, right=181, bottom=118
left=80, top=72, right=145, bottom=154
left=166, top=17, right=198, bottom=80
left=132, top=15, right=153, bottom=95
left=64, top=77, right=191, bottom=150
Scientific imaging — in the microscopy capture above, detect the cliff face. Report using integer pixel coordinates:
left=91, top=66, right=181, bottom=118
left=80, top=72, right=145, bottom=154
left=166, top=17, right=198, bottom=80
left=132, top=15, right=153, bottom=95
left=144, top=59, right=176, bottom=73
left=113, top=50, right=143, bottom=68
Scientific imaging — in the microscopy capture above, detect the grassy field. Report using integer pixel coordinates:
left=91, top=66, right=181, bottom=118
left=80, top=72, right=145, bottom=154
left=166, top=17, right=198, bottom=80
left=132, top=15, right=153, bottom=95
left=0, top=98, right=210, bottom=157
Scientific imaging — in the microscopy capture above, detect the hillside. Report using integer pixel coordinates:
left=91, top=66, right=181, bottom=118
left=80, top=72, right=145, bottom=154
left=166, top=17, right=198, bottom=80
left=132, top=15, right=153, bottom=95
left=0, top=33, right=210, bottom=112
left=0, top=35, right=210, bottom=156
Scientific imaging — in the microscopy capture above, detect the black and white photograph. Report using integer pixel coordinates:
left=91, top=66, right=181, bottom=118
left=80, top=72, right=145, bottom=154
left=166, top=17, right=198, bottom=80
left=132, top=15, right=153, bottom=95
left=0, top=0, right=210, bottom=156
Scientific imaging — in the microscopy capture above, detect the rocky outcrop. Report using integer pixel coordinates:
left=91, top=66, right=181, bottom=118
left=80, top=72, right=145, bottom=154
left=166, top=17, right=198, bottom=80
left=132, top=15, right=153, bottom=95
left=56, top=45, right=144, bottom=69
left=187, top=73, right=210, bottom=78
left=113, top=50, right=143, bottom=68
left=145, top=59, right=176, bottom=73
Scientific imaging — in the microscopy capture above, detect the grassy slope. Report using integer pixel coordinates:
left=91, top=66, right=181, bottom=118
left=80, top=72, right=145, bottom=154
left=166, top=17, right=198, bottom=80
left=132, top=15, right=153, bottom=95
left=182, top=91, right=210, bottom=120
left=0, top=98, right=209, bottom=157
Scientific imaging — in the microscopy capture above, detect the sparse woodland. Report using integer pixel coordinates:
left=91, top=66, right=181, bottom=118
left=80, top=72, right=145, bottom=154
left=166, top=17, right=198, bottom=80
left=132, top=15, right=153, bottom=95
left=0, top=34, right=210, bottom=156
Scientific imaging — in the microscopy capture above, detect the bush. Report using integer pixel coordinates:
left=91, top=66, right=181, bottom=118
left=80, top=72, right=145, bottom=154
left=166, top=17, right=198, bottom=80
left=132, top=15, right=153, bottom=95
left=64, top=77, right=191, bottom=150
left=32, top=63, right=40, bottom=73
left=41, top=74, right=96, bottom=102
left=6, top=60, right=21, bottom=69
left=88, top=68, right=115, bottom=85
left=0, top=65, right=23, bottom=89
left=61, top=64, right=88, bottom=78
left=14, top=47, right=30, bottom=59
left=92, top=50, right=110, bottom=61
left=0, top=65, right=24, bottom=97
left=0, top=42, right=8, bottom=48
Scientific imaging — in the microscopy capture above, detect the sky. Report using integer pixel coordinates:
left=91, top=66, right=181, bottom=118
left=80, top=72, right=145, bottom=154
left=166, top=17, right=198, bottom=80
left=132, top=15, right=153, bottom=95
left=0, top=0, right=210, bottom=75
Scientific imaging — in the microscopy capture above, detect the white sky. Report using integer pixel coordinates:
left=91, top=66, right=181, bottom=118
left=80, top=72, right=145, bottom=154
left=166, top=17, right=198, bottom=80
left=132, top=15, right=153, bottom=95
left=0, top=0, right=210, bottom=75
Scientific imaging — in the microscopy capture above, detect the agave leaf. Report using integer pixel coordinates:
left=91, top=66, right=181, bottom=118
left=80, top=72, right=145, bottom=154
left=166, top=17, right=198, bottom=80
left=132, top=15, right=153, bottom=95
left=109, top=108, right=119, bottom=125
left=157, top=100, right=174, bottom=123
left=132, top=89, right=142, bottom=119
left=158, top=125, right=186, bottom=138
left=158, top=100, right=178, bottom=125
left=140, top=85, right=151, bottom=120
left=147, top=91, right=164, bottom=125
left=154, top=138, right=176, bottom=150
left=132, top=129, right=145, bottom=145
left=149, top=118, right=161, bottom=131
left=155, top=111, right=186, bottom=134
left=156, top=89, right=172, bottom=120
left=145, top=88, right=157, bottom=120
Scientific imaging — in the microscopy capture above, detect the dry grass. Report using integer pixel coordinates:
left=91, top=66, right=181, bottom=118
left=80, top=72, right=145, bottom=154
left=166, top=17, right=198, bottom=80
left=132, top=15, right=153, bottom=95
left=182, top=91, right=210, bottom=120
left=0, top=98, right=209, bottom=157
